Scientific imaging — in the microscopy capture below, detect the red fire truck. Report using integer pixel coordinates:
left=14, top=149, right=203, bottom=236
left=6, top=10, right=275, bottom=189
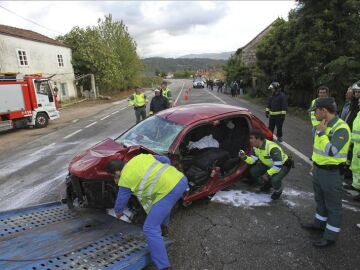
left=0, top=73, right=60, bottom=132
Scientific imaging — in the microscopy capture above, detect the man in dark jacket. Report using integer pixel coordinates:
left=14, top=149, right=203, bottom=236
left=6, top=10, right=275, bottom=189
left=266, top=82, right=287, bottom=142
left=149, top=88, right=169, bottom=115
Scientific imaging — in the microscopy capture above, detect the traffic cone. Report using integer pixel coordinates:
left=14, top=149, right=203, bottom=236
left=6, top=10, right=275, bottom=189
left=183, top=90, right=189, bottom=101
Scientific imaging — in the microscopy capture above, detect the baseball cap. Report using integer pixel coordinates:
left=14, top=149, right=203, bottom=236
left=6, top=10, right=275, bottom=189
left=351, top=80, right=360, bottom=90
left=308, top=97, right=337, bottom=112
left=154, top=88, right=160, bottom=92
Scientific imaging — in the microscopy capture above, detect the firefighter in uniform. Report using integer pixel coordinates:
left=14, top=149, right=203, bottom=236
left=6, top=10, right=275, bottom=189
left=303, top=97, right=351, bottom=247
left=128, top=86, right=148, bottom=123
left=309, top=85, right=329, bottom=134
left=266, top=82, right=287, bottom=142
left=239, top=129, right=292, bottom=200
left=107, top=154, right=188, bottom=270
left=161, top=82, right=173, bottom=107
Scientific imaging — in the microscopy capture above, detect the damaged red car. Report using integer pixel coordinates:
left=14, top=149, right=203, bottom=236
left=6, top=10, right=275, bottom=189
left=65, top=103, right=272, bottom=212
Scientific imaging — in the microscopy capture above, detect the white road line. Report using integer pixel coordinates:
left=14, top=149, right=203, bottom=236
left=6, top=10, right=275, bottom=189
left=205, top=89, right=227, bottom=104
left=120, top=106, right=129, bottom=111
left=30, top=142, right=56, bottom=156
left=64, top=129, right=82, bottom=139
left=100, top=115, right=111, bottom=120
left=208, top=90, right=312, bottom=166
left=85, top=121, right=98, bottom=128
left=174, top=82, right=185, bottom=105
left=273, top=135, right=312, bottom=166
left=111, top=111, right=119, bottom=115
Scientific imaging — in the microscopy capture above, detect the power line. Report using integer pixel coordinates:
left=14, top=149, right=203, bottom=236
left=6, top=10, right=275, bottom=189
left=0, top=4, right=64, bottom=35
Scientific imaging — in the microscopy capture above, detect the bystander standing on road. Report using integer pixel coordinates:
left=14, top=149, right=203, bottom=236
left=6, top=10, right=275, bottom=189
left=149, top=88, right=169, bottom=115
left=239, top=80, right=244, bottom=95
left=265, top=82, right=287, bottom=143
left=128, top=86, right=148, bottom=124
left=239, top=129, right=293, bottom=200
left=107, top=154, right=188, bottom=270
left=309, top=86, right=329, bottom=135
left=230, top=81, right=238, bottom=98
left=217, top=80, right=224, bottom=93
left=340, top=87, right=353, bottom=121
left=303, top=97, right=351, bottom=248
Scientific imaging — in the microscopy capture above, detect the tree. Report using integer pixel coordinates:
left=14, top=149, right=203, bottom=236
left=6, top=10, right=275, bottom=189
left=57, top=14, right=142, bottom=93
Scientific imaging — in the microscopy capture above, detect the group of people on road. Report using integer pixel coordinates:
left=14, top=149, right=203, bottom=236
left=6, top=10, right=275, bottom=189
left=128, top=81, right=173, bottom=124
left=230, top=80, right=244, bottom=97
left=114, top=79, right=360, bottom=269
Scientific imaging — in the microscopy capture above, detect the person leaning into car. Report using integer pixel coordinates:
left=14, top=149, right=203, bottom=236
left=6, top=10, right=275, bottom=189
left=239, top=129, right=292, bottom=200
left=106, top=154, right=189, bottom=270
left=128, top=86, right=149, bottom=124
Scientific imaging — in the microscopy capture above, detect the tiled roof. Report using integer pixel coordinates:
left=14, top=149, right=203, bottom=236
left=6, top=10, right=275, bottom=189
left=0, top=24, right=69, bottom=48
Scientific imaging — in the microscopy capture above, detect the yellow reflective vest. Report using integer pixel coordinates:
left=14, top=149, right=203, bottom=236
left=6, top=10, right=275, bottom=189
left=162, top=88, right=172, bottom=102
left=310, top=99, right=320, bottom=127
left=312, top=118, right=351, bottom=165
left=244, top=139, right=288, bottom=176
left=129, top=93, right=147, bottom=107
left=118, top=154, right=184, bottom=213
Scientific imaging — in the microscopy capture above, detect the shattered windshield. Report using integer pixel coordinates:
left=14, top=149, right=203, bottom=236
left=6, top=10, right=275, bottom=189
left=116, top=116, right=185, bottom=154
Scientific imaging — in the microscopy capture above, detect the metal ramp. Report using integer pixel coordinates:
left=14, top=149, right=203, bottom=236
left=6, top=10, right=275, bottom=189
left=0, top=202, right=153, bottom=270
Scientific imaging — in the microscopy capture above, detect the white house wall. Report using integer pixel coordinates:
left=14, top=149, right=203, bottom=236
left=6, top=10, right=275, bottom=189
left=0, top=34, right=76, bottom=100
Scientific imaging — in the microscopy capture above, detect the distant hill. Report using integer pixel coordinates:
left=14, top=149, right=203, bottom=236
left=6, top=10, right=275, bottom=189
left=178, top=51, right=235, bottom=60
left=142, top=57, right=226, bottom=75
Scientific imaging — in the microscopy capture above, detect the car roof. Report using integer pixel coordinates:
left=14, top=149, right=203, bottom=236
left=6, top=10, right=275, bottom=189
left=157, top=103, right=249, bottom=126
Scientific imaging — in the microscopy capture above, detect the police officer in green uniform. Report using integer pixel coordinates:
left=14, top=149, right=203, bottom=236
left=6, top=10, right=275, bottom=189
left=239, top=129, right=292, bottom=200
left=161, top=82, right=173, bottom=107
left=303, top=97, right=351, bottom=247
left=308, top=86, right=329, bottom=134
left=128, top=86, right=149, bottom=123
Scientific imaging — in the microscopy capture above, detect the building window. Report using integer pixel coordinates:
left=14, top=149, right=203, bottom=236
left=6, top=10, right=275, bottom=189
left=17, top=49, right=28, bottom=66
left=57, top=54, right=64, bottom=67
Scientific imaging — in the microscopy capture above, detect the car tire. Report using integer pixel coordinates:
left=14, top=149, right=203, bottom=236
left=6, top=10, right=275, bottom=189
left=35, top=113, right=48, bottom=128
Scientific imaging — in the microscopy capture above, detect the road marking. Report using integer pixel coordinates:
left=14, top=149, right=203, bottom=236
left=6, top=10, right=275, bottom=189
left=84, top=121, right=97, bottom=128
left=111, top=111, right=119, bottom=115
left=100, top=115, right=111, bottom=120
left=205, top=89, right=227, bottom=104
left=72, top=119, right=79, bottom=123
left=174, top=82, right=185, bottom=105
left=30, top=142, right=56, bottom=156
left=209, top=90, right=312, bottom=166
left=273, top=135, right=312, bottom=166
left=64, top=129, right=82, bottom=139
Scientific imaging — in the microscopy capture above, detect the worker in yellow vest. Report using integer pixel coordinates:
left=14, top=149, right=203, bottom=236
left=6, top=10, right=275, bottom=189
left=239, top=129, right=292, bottom=200
left=349, top=95, right=360, bottom=201
left=161, top=82, right=173, bottom=107
left=128, top=86, right=149, bottom=123
left=303, top=97, right=351, bottom=247
left=309, top=86, right=329, bottom=134
left=107, top=154, right=188, bottom=270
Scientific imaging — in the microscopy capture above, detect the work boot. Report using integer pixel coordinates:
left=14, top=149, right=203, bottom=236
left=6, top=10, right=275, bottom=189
left=301, top=222, right=324, bottom=232
left=259, top=181, right=272, bottom=192
left=277, top=137, right=283, bottom=143
left=161, top=225, right=169, bottom=237
left=271, top=190, right=282, bottom=200
left=313, top=238, right=335, bottom=248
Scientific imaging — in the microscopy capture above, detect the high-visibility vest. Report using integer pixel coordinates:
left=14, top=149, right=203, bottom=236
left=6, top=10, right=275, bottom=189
left=312, top=118, right=351, bottom=165
left=351, top=112, right=360, bottom=188
left=310, top=99, right=320, bottom=127
left=129, top=93, right=147, bottom=107
left=244, top=139, right=288, bottom=176
left=119, top=154, right=184, bottom=213
left=162, top=88, right=172, bottom=101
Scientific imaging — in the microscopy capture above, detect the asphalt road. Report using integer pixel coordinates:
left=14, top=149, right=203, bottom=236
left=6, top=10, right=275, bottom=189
left=0, top=79, right=359, bottom=269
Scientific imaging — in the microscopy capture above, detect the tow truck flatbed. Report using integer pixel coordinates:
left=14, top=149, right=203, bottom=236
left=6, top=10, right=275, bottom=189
left=0, top=202, right=154, bottom=270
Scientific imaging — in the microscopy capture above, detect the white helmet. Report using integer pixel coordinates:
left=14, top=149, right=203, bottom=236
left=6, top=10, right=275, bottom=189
left=352, top=80, right=360, bottom=90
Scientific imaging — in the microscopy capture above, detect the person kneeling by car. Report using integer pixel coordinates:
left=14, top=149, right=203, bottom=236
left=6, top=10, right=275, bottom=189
left=107, top=154, right=189, bottom=270
left=239, top=129, right=293, bottom=200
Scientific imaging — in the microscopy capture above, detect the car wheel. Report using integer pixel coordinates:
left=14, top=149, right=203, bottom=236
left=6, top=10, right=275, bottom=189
left=35, top=113, right=48, bottom=128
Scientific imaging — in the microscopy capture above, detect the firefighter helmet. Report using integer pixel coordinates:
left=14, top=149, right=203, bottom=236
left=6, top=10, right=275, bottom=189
left=268, top=81, right=280, bottom=91
left=352, top=80, right=360, bottom=90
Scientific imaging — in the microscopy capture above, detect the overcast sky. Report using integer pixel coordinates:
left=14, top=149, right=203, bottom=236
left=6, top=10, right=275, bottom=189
left=0, top=1, right=297, bottom=58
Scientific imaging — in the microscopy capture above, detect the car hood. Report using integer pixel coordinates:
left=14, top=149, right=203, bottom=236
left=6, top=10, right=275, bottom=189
left=68, top=138, right=155, bottom=180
